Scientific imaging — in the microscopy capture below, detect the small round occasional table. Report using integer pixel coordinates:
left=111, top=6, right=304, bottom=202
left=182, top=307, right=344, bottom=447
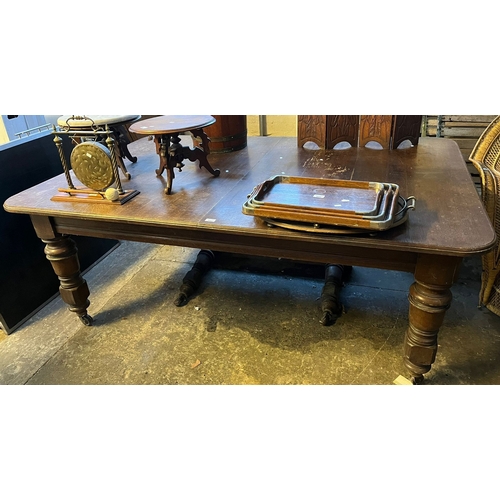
left=129, top=115, right=220, bottom=195
left=57, top=115, right=141, bottom=179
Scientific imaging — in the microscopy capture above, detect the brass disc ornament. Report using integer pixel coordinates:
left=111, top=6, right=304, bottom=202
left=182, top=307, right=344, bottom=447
left=70, top=141, right=115, bottom=191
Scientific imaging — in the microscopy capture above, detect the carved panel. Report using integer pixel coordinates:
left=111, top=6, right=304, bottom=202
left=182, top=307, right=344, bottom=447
left=359, top=115, right=393, bottom=149
left=326, top=115, right=359, bottom=148
left=297, top=115, right=327, bottom=148
left=392, top=115, right=422, bottom=148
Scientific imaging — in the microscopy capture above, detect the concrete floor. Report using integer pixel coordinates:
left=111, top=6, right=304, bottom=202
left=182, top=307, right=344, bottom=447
left=1, top=236, right=500, bottom=385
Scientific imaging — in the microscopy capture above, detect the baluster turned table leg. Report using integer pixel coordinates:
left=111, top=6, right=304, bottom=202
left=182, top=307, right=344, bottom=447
left=31, top=215, right=92, bottom=326
left=404, top=254, right=462, bottom=384
left=43, top=235, right=93, bottom=326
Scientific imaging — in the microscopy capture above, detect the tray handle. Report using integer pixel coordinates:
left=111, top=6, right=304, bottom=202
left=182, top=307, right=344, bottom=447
left=395, top=196, right=416, bottom=217
left=246, top=178, right=276, bottom=199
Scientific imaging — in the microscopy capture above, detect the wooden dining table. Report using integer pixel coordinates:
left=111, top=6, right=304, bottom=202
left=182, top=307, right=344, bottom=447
left=3, top=135, right=496, bottom=383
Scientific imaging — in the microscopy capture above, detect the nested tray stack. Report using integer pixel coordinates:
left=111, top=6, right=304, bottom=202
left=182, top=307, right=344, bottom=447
left=242, top=176, right=415, bottom=234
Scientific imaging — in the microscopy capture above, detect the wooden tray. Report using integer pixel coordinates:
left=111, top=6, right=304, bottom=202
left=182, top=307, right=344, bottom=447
left=243, top=176, right=405, bottom=230
left=247, top=176, right=387, bottom=217
left=247, top=183, right=399, bottom=222
left=261, top=196, right=416, bottom=234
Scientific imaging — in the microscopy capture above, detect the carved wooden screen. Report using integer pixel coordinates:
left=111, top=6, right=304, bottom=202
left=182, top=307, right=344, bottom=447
left=298, top=115, right=422, bottom=150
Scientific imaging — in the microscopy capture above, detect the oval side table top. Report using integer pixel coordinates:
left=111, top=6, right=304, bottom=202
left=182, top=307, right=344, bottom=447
left=129, top=115, right=216, bottom=135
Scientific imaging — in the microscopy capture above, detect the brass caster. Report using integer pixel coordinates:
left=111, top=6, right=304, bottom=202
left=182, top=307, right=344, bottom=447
left=411, top=374, right=425, bottom=385
left=79, top=314, right=94, bottom=326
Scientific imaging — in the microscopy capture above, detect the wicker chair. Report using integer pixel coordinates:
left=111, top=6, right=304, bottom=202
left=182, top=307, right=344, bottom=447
left=469, top=116, right=500, bottom=315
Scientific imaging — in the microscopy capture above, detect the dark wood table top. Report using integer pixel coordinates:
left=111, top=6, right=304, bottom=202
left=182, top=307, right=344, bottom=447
left=4, top=136, right=496, bottom=263
left=129, top=115, right=216, bottom=135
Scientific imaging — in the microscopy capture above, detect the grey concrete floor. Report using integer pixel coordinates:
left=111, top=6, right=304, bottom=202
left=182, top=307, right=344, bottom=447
left=1, top=238, right=500, bottom=385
